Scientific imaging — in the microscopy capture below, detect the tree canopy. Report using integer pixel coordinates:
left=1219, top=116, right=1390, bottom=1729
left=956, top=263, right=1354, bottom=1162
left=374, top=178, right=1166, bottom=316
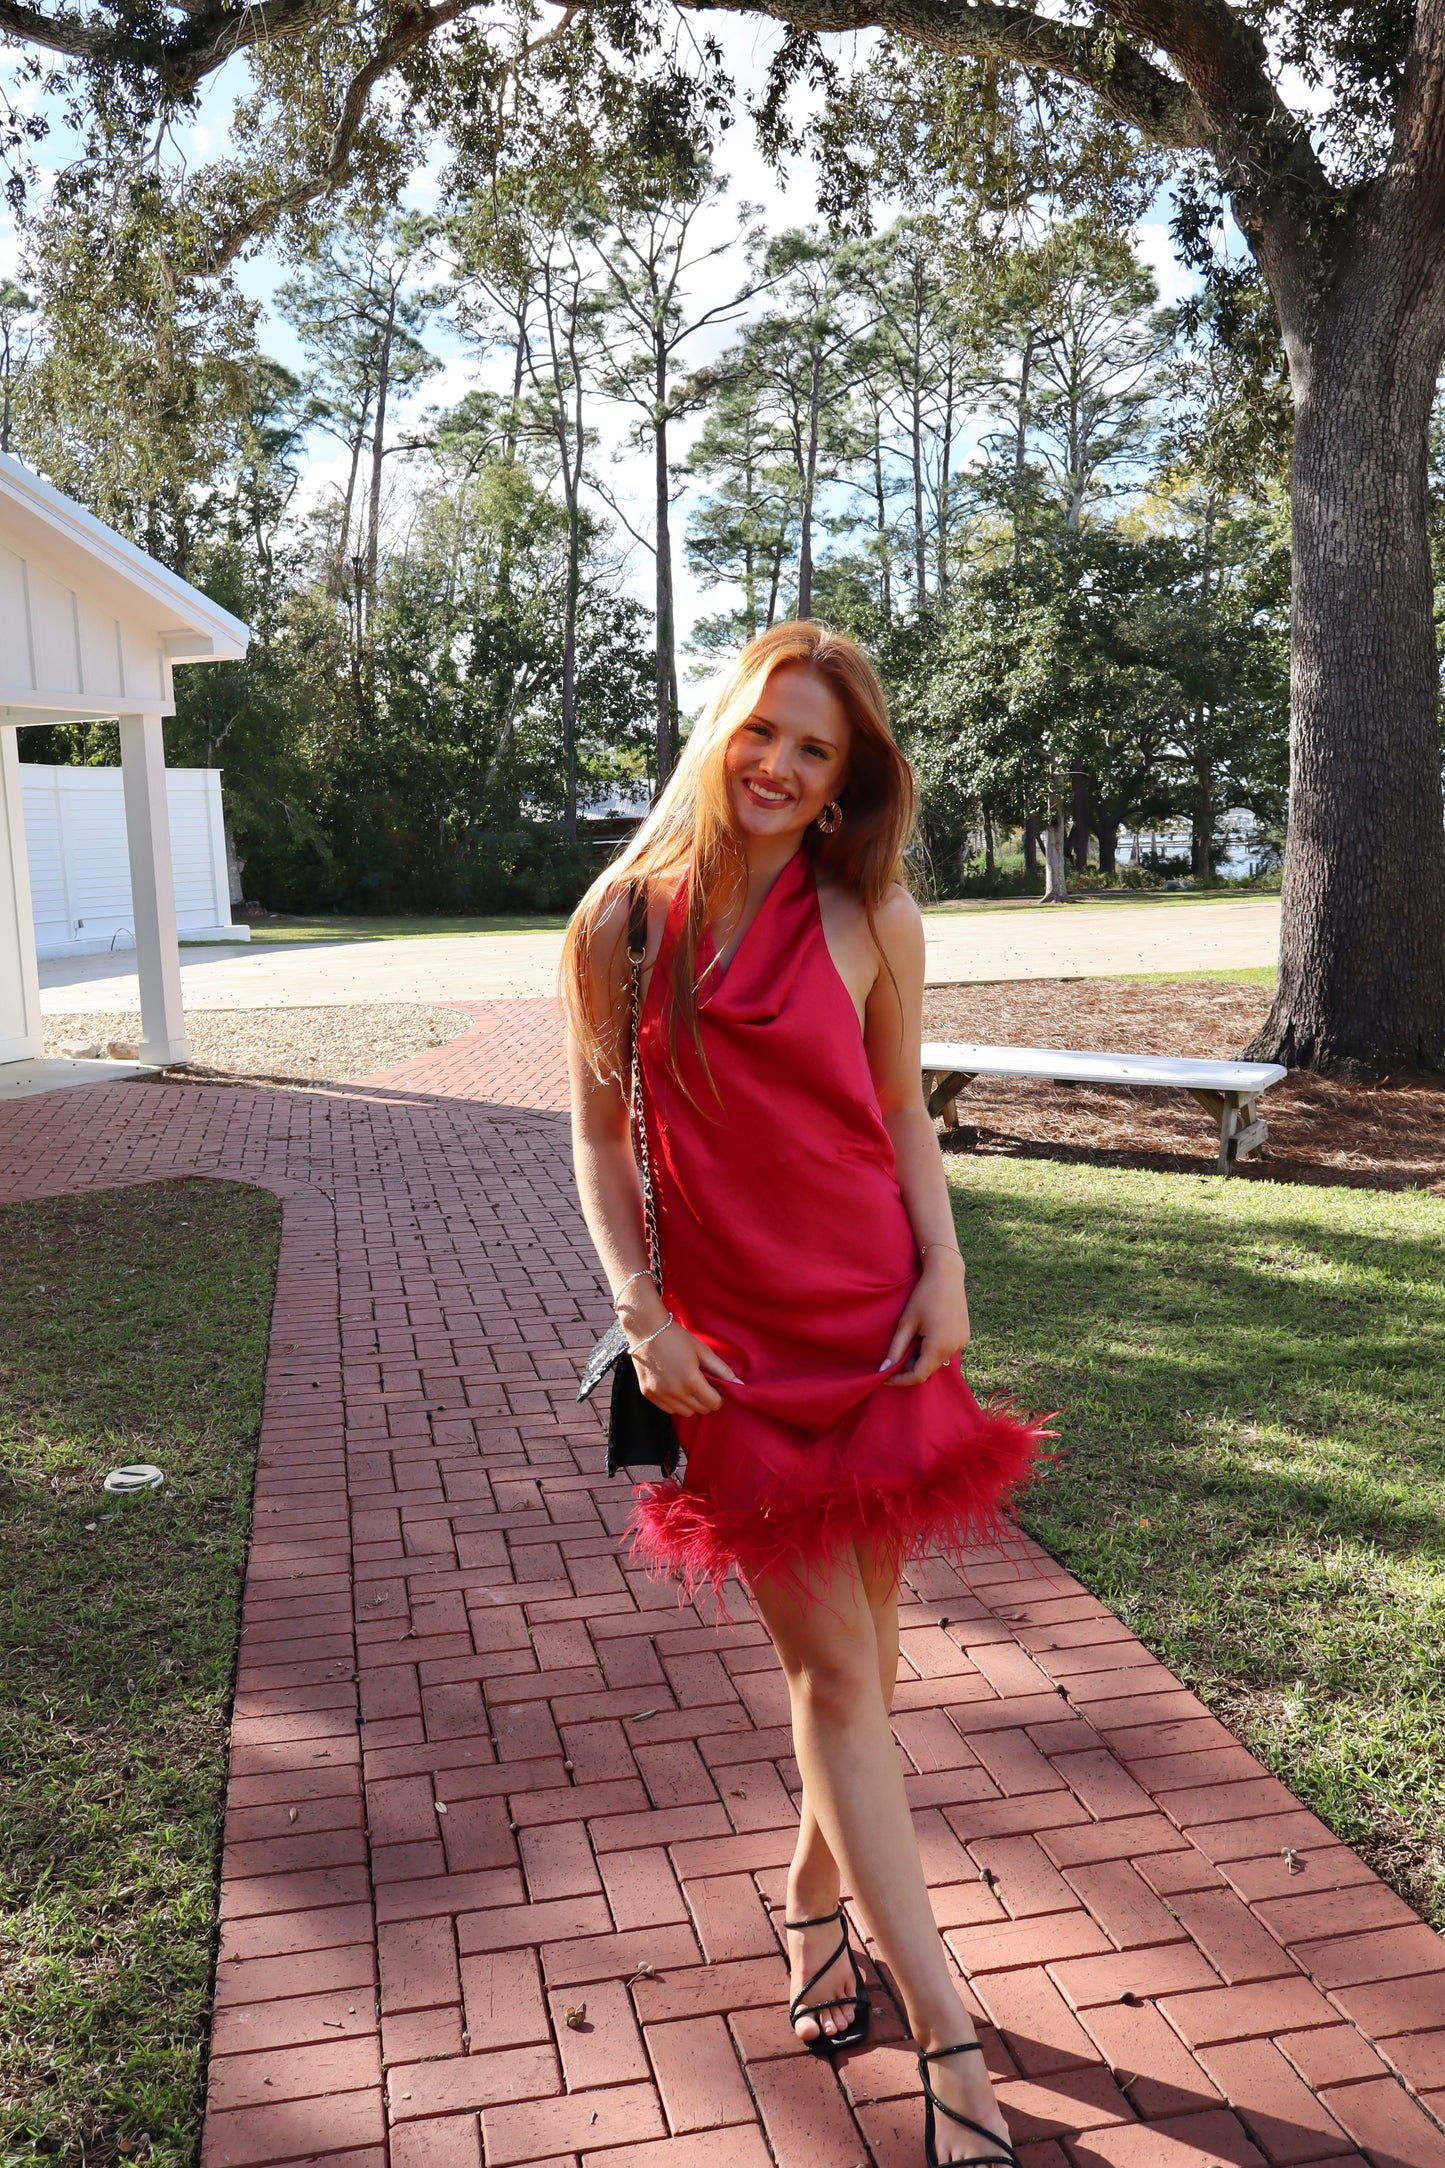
left=4, top=0, right=1444, bottom=1068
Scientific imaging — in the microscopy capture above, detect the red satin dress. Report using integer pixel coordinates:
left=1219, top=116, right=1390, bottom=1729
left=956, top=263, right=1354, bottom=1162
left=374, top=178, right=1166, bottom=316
left=626, top=846, right=1047, bottom=1599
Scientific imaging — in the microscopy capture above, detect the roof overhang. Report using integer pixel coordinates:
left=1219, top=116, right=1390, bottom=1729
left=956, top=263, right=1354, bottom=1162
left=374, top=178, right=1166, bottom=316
left=0, top=452, right=250, bottom=663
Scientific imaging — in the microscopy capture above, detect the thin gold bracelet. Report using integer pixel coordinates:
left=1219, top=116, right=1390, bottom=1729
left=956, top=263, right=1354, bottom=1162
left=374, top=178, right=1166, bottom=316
left=920, top=1242, right=964, bottom=1266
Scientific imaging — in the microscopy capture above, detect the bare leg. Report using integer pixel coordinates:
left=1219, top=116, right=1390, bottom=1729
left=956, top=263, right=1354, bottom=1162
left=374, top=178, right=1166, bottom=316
left=784, top=1545, right=900, bottom=2042
left=753, top=1543, right=1012, bottom=2164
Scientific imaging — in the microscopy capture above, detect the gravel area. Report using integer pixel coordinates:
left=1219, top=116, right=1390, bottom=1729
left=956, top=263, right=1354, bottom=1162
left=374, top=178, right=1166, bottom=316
left=922, top=979, right=1445, bottom=1191
left=43, top=1005, right=473, bottom=1085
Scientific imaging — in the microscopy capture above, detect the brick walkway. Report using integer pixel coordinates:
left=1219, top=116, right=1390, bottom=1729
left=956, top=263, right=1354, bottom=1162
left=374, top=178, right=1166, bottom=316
left=2, top=1004, right=1443, bottom=2168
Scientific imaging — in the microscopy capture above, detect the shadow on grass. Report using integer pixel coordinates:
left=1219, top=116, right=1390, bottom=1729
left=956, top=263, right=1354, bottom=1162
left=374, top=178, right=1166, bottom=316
left=947, top=1158, right=1445, bottom=1925
left=942, top=1124, right=1445, bottom=1195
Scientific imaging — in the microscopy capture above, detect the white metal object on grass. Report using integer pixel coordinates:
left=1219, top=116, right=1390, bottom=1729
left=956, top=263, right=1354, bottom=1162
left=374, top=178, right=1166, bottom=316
left=103, top=1463, right=165, bottom=1494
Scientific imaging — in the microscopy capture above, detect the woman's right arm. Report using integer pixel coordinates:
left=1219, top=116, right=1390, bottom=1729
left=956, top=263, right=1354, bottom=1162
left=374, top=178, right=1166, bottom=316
left=567, top=897, right=733, bottom=1418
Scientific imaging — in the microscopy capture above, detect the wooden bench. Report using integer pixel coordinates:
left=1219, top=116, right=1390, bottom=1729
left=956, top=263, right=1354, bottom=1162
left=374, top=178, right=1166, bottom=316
left=921, top=1042, right=1289, bottom=1175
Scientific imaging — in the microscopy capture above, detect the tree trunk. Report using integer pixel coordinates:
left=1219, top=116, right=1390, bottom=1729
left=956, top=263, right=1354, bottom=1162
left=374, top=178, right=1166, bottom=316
left=910, top=379, right=927, bottom=603
left=797, top=342, right=822, bottom=619
left=1191, top=739, right=1213, bottom=881
left=936, top=352, right=954, bottom=605
left=654, top=356, right=676, bottom=783
left=904, top=264, right=927, bottom=606
left=331, top=420, right=368, bottom=599
left=873, top=409, right=891, bottom=620
left=1247, top=256, right=1445, bottom=1073
left=561, top=524, right=579, bottom=842
left=1097, top=816, right=1119, bottom=876
left=364, top=284, right=397, bottom=631
left=1022, top=815, right=1038, bottom=875
left=1066, top=766, right=1092, bottom=871
left=1011, top=327, right=1035, bottom=569
left=1041, top=813, right=1069, bottom=903
left=983, top=801, right=995, bottom=877
left=766, top=529, right=784, bottom=627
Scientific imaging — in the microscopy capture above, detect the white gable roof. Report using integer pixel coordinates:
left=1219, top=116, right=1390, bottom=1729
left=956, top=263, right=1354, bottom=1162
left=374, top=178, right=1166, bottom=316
left=0, top=451, right=249, bottom=723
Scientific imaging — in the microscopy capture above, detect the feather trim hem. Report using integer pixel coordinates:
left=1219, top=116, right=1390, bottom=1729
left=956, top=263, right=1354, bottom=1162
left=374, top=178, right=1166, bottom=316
left=625, top=1398, right=1053, bottom=1610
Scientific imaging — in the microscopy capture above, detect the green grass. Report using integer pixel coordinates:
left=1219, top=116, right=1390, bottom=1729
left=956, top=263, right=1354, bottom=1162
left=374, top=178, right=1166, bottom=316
left=922, top=887, right=1280, bottom=916
left=236, top=894, right=1275, bottom=944
left=0, top=1180, right=280, bottom=2168
left=949, top=1157, right=1445, bottom=1926
left=1101, top=965, right=1278, bottom=987
left=245, top=911, right=570, bottom=943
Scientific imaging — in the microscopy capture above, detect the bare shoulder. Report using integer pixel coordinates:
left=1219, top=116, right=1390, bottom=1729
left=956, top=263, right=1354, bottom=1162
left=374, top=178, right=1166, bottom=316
left=570, top=883, right=638, bottom=1035
left=876, top=881, right=922, bottom=931
left=874, top=881, right=924, bottom=961
left=590, top=883, right=633, bottom=949
left=817, top=874, right=917, bottom=926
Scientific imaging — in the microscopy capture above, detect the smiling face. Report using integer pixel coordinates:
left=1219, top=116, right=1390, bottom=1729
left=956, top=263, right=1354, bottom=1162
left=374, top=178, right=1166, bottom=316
left=723, top=662, right=852, bottom=843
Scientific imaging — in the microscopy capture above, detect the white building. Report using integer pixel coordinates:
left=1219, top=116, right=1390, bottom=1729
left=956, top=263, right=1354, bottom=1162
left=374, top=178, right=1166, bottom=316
left=0, top=450, right=249, bottom=1092
left=22, top=762, right=242, bottom=959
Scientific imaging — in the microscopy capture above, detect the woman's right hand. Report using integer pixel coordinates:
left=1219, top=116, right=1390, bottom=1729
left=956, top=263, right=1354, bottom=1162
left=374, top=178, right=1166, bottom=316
left=618, top=1287, right=736, bottom=1415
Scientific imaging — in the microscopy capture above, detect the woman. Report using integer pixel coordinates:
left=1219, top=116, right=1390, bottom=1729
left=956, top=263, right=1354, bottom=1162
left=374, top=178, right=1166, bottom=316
left=562, top=622, right=1045, bottom=2168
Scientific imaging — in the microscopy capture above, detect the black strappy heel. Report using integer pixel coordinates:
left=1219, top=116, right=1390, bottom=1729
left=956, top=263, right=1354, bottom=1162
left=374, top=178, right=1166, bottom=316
left=917, top=2041, right=1019, bottom=2167
left=784, top=1905, right=871, bottom=2057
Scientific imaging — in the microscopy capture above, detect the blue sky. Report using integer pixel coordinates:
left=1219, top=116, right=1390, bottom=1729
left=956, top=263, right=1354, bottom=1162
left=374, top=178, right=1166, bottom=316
left=2, top=9, right=1199, bottom=665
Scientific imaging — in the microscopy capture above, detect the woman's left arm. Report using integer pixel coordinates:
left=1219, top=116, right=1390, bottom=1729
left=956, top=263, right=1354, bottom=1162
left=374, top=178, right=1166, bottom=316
left=865, top=887, right=970, bottom=1386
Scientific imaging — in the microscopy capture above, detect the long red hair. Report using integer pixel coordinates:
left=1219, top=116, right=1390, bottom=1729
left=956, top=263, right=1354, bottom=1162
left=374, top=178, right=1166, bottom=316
left=562, top=621, right=915, bottom=1081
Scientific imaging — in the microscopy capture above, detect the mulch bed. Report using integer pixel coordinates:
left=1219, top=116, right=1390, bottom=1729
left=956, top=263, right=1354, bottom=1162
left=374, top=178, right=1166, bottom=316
left=922, top=980, right=1445, bottom=1193
left=43, top=1005, right=471, bottom=1086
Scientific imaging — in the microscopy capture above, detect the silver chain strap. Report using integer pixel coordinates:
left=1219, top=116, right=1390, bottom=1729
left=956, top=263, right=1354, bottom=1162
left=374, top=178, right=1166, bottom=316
left=627, top=904, right=663, bottom=1297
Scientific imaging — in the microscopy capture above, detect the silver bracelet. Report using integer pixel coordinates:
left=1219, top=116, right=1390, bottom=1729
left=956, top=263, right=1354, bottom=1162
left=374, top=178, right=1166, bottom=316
left=627, top=1312, right=675, bottom=1356
left=612, top=1268, right=656, bottom=1311
left=920, top=1242, right=964, bottom=1265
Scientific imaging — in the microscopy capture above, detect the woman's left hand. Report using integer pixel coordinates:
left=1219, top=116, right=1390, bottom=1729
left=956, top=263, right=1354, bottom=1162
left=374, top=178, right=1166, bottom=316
left=882, top=1250, right=970, bottom=1386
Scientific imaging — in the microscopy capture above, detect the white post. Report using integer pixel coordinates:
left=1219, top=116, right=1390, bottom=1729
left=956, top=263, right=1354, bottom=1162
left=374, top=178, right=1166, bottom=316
left=0, top=723, right=43, bottom=1064
left=118, top=712, right=191, bottom=1065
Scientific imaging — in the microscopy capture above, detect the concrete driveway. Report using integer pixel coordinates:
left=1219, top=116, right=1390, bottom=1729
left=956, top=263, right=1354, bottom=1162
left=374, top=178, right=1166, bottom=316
left=39, top=895, right=1280, bottom=1011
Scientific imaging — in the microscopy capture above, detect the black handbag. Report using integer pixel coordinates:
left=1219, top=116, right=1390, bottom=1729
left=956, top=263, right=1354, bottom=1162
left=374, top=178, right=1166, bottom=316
left=577, top=888, right=681, bottom=1480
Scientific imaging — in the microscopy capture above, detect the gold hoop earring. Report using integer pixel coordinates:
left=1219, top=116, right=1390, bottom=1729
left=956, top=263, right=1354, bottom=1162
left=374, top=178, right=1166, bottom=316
left=817, top=801, right=843, bottom=836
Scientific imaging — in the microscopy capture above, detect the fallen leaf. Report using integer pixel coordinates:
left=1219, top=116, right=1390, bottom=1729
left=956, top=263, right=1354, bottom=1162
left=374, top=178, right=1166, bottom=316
left=628, top=1708, right=660, bottom=1723
left=730, top=1789, right=747, bottom=1799
left=435, top=1800, right=448, bottom=1815
left=288, top=1807, right=298, bottom=1823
